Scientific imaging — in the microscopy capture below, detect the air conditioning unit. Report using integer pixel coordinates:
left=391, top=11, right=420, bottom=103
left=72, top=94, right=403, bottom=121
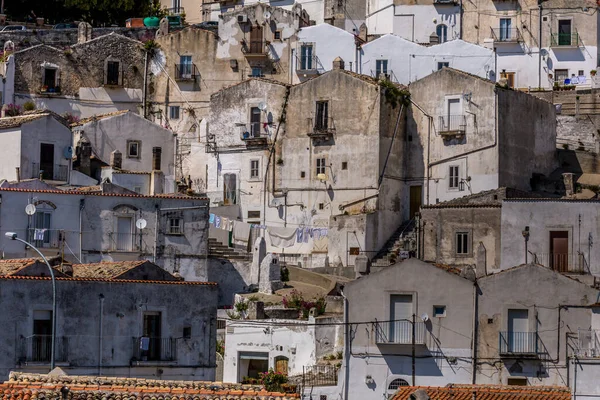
left=237, top=14, right=248, bottom=23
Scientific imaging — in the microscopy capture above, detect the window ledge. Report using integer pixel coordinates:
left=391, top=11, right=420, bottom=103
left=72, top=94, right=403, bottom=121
left=165, top=232, right=185, bottom=236
left=103, top=84, right=124, bottom=88
left=130, top=360, right=178, bottom=366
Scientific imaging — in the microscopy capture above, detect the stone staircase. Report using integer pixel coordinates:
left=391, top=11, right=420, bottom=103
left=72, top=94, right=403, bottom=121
left=370, top=219, right=417, bottom=268
left=208, top=238, right=251, bottom=261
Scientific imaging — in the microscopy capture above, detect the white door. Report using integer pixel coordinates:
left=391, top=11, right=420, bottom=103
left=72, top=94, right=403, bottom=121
left=508, top=309, right=529, bottom=352
left=116, top=217, right=133, bottom=251
left=390, top=295, right=413, bottom=343
left=447, top=99, right=461, bottom=130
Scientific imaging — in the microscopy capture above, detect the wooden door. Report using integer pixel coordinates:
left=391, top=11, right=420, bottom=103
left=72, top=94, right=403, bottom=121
left=550, top=231, right=569, bottom=272
left=409, top=186, right=422, bottom=218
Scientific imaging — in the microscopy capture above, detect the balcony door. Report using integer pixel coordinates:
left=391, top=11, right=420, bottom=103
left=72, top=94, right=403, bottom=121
left=143, top=312, right=162, bottom=361
left=499, top=18, right=511, bottom=41
left=250, top=106, right=261, bottom=137
left=34, top=210, right=52, bottom=247
left=507, top=309, right=529, bottom=352
left=390, top=294, right=413, bottom=343
left=558, top=19, right=572, bottom=45
left=32, top=310, right=52, bottom=362
left=300, top=44, right=313, bottom=70
left=550, top=231, right=569, bottom=272
left=250, top=25, right=263, bottom=53
left=116, top=217, right=133, bottom=251
left=40, top=143, right=54, bottom=180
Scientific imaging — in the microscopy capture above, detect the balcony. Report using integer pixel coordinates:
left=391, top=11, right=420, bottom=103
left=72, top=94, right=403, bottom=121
left=32, top=163, right=68, bottom=181
left=576, top=329, right=600, bottom=358
left=491, top=27, right=523, bottom=43
left=241, top=40, right=268, bottom=57
left=27, top=229, right=62, bottom=249
left=132, top=337, right=177, bottom=362
left=499, top=331, right=543, bottom=357
left=39, top=86, right=61, bottom=95
left=19, top=335, right=69, bottom=364
left=438, top=115, right=466, bottom=138
left=166, top=6, right=184, bottom=15
left=239, top=123, right=269, bottom=146
left=551, top=31, right=582, bottom=48
left=297, top=55, right=320, bottom=73
left=175, top=64, right=200, bottom=82
left=433, top=0, right=457, bottom=5
left=375, top=320, right=425, bottom=345
left=109, top=232, right=139, bottom=252
left=307, top=117, right=336, bottom=140
left=530, top=252, right=588, bottom=274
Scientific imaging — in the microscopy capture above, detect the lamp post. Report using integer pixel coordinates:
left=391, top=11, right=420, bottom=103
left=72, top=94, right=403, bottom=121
left=5, top=232, right=57, bottom=370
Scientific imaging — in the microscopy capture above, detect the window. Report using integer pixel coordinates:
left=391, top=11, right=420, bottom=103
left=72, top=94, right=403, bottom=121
left=315, top=101, right=329, bottom=131
left=341, top=161, right=348, bottom=170
left=251, top=67, right=263, bottom=77
left=437, top=62, right=449, bottom=70
left=507, top=378, right=527, bottom=386
left=127, top=140, right=140, bottom=158
left=32, top=310, right=53, bottom=362
left=300, top=44, right=314, bottom=70
left=43, top=67, right=58, bottom=91
left=170, top=106, right=180, bottom=120
left=115, top=216, right=133, bottom=251
left=133, top=186, right=142, bottom=194
left=449, top=165, right=459, bottom=189
left=316, top=157, right=326, bottom=175
left=455, top=231, right=469, bottom=255
left=436, top=24, right=448, bottom=43
left=33, top=211, right=52, bottom=247
left=250, top=159, right=260, bottom=179
left=500, top=70, right=516, bottom=88
left=247, top=210, right=261, bottom=219
left=578, top=70, right=584, bottom=76
left=433, top=305, right=447, bottom=318
left=375, top=59, right=388, bottom=76
left=168, top=218, right=182, bottom=234
left=183, top=326, right=191, bottom=339
left=557, top=19, right=572, bottom=46
left=555, top=69, right=569, bottom=83
left=318, top=203, right=324, bottom=210
left=274, top=30, right=282, bottom=40
left=300, top=171, right=306, bottom=178
left=499, top=18, right=512, bottom=41
left=179, top=55, right=193, bottom=78
left=223, top=173, right=237, bottom=205
left=106, top=61, right=120, bottom=85
left=388, top=378, right=409, bottom=391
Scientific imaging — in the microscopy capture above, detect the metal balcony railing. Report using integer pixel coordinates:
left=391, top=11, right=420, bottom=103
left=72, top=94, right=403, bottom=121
left=438, top=115, right=466, bottom=134
left=302, top=364, right=339, bottom=387
left=20, top=335, right=69, bottom=363
left=241, top=40, right=267, bottom=55
left=239, top=123, right=267, bottom=140
left=499, top=331, right=542, bottom=355
left=32, top=163, right=68, bottom=181
left=530, top=252, right=588, bottom=274
left=166, top=6, right=184, bottom=15
left=551, top=32, right=581, bottom=47
left=175, top=64, right=200, bottom=81
left=132, top=337, right=177, bottom=362
left=576, top=329, right=600, bottom=358
left=109, top=232, right=138, bottom=252
left=433, top=0, right=457, bottom=4
left=491, top=27, right=522, bottom=42
left=374, top=320, right=425, bottom=345
left=27, top=228, right=62, bottom=249
left=307, top=117, right=336, bottom=137
left=297, top=55, right=319, bottom=71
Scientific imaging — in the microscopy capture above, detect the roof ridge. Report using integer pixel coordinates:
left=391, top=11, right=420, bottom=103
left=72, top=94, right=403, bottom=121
left=0, top=275, right=217, bottom=285
left=0, top=187, right=208, bottom=200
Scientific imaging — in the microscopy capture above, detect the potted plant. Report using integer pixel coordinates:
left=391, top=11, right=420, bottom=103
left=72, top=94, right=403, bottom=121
left=591, top=70, right=597, bottom=76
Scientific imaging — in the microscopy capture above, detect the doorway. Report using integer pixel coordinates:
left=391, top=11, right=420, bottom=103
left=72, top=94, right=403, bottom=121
left=32, top=310, right=52, bottom=362
left=558, top=19, right=572, bottom=46
left=238, top=351, right=269, bottom=382
left=39, top=143, right=54, bottom=180
left=389, top=294, right=413, bottom=343
left=409, top=186, right=422, bottom=218
left=116, top=217, right=133, bottom=251
left=507, top=309, right=529, bottom=352
left=550, top=231, right=569, bottom=272
left=142, top=311, right=162, bottom=361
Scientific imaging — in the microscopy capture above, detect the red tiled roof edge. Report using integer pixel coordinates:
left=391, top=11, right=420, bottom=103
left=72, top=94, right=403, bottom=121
left=0, top=275, right=217, bottom=286
left=0, top=187, right=208, bottom=200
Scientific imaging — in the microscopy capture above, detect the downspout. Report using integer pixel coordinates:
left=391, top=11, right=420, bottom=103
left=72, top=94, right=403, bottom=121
left=538, top=2, right=543, bottom=89
left=143, top=51, right=149, bottom=119
left=459, top=0, right=463, bottom=39
left=341, top=288, right=349, bottom=400
left=153, top=204, right=159, bottom=262
left=79, top=199, right=85, bottom=262
left=98, top=293, right=104, bottom=376
left=472, top=282, right=479, bottom=384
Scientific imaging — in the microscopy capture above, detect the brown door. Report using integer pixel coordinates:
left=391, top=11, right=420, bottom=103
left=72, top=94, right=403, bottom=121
left=409, top=186, right=422, bottom=218
left=275, top=357, right=289, bottom=375
left=250, top=25, right=263, bottom=53
left=550, top=231, right=569, bottom=272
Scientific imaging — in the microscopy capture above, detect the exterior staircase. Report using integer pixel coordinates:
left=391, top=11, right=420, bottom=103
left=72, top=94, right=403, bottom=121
left=208, top=238, right=251, bottom=261
left=370, top=219, right=417, bottom=268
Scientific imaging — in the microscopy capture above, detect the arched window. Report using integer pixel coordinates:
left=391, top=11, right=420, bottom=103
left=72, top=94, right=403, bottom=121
left=388, top=378, right=409, bottom=391
left=436, top=24, right=448, bottom=43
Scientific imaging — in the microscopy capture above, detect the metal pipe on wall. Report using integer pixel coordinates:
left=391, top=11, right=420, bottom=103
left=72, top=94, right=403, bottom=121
left=98, top=293, right=105, bottom=376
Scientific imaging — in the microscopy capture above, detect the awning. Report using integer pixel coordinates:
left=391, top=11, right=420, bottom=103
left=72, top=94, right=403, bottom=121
left=239, top=352, right=269, bottom=361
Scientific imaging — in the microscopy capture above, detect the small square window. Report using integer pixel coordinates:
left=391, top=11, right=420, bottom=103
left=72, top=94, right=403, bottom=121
left=168, top=218, right=183, bottom=235
left=507, top=378, right=527, bottom=386
left=433, top=305, right=446, bottom=318
left=455, top=231, right=470, bottom=255
left=341, top=161, right=348, bottom=170
left=251, top=67, right=263, bottom=77
left=106, top=61, right=120, bottom=86
left=133, top=186, right=142, bottom=194
left=127, top=140, right=140, bottom=158
left=578, top=70, right=584, bottom=76
left=319, top=203, right=324, bottom=210
left=437, top=62, right=449, bottom=71
left=170, top=106, right=180, bottom=120
left=183, top=326, right=191, bottom=339
left=274, top=31, right=282, bottom=40
left=250, top=159, right=260, bottom=179
left=301, top=171, right=306, bottom=178
left=247, top=210, right=261, bottom=219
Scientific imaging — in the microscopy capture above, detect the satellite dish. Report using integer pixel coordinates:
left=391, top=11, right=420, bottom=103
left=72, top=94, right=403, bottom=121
left=101, top=254, right=114, bottom=262
left=258, top=102, right=267, bottom=111
left=270, top=197, right=283, bottom=208
left=136, top=218, right=147, bottom=230
left=264, top=11, right=272, bottom=19
left=25, top=204, right=36, bottom=216
left=63, top=146, right=74, bottom=159
left=420, top=313, right=429, bottom=322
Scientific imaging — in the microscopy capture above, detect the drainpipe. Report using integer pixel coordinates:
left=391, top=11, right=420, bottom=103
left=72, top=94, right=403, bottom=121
left=341, top=287, right=349, bottom=400
left=98, top=293, right=105, bottom=376
left=538, top=2, right=543, bottom=89
left=471, top=282, right=479, bottom=384
left=411, top=313, right=416, bottom=385
left=153, top=204, right=159, bottom=263
left=459, top=0, right=463, bottom=40
left=143, top=51, right=149, bottom=119
left=79, top=199, right=85, bottom=262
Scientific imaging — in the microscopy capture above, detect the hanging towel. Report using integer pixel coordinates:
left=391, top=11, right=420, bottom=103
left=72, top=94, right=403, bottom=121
left=303, top=227, right=311, bottom=243
left=268, top=226, right=297, bottom=248
left=233, top=221, right=251, bottom=242
left=140, top=337, right=150, bottom=351
left=215, top=216, right=222, bottom=229
left=296, top=228, right=304, bottom=243
left=34, top=229, right=46, bottom=241
left=209, top=213, right=215, bottom=224
left=221, top=217, right=229, bottom=230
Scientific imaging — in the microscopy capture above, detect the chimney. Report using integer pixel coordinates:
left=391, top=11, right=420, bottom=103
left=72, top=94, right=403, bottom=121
left=150, top=170, right=164, bottom=195
left=563, top=172, right=574, bottom=197
left=475, top=242, right=487, bottom=279
left=77, top=22, right=92, bottom=44
left=358, top=23, right=368, bottom=43
left=332, top=57, right=345, bottom=70
left=110, top=150, right=122, bottom=169
left=15, top=167, right=20, bottom=183
left=152, top=147, right=162, bottom=171
left=79, top=142, right=92, bottom=177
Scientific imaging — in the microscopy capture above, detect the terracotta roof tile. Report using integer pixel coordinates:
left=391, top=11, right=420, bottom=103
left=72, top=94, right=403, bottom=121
left=392, top=384, right=571, bottom=400
left=0, top=112, right=67, bottom=130
left=0, top=275, right=217, bottom=286
left=0, top=259, right=36, bottom=276
left=0, top=187, right=208, bottom=200
left=71, top=110, right=130, bottom=127
left=70, top=261, right=148, bottom=279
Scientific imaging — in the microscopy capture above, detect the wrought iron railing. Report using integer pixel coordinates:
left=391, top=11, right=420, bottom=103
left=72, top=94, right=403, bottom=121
left=307, top=117, right=336, bottom=136
left=302, top=364, right=339, bottom=387
left=551, top=32, right=581, bottom=47
left=31, top=163, right=68, bottom=181
left=576, top=329, right=600, bottom=358
left=499, top=331, right=542, bottom=355
left=239, top=123, right=267, bottom=140
left=27, top=228, right=62, bottom=249
left=241, top=40, right=266, bottom=55
left=20, top=335, right=69, bottom=363
left=132, top=337, right=177, bottom=362
left=166, top=6, right=185, bottom=15
left=109, top=232, right=138, bottom=252
left=297, top=55, right=319, bottom=71
left=375, top=320, right=425, bottom=345
left=438, top=115, right=466, bottom=133
left=530, top=252, right=588, bottom=274
left=491, top=27, right=522, bottom=42
left=175, top=63, right=200, bottom=81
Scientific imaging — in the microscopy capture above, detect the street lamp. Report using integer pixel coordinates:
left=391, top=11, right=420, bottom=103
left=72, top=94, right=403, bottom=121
left=5, top=231, right=57, bottom=370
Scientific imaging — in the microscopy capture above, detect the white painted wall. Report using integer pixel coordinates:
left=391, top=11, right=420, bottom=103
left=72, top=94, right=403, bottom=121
left=0, top=55, right=15, bottom=106
left=207, top=0, right=324, bottom=25
left=0, top=127, right=22, bottom=182
left=102, top=169, right=151, bottom=194
left=360, top=35, right=494, bottom=84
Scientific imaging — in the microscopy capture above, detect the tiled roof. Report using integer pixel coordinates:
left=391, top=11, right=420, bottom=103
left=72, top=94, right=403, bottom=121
left=0, top=113, right=57, bottom=130
left=422, top=188, right=542, bottom=209
left=0, top=275, right=217, bottom=286
left=71, top=110, right=130, bottom=127
left=70, top=261, right=148, bottom=279
left=0, top=259, right=36, bottom=276
left=0, top=187, right=208, bottom=200
left=392, top=384, right=571, bottom=400
left=1, top=373, right=299, bottom=399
